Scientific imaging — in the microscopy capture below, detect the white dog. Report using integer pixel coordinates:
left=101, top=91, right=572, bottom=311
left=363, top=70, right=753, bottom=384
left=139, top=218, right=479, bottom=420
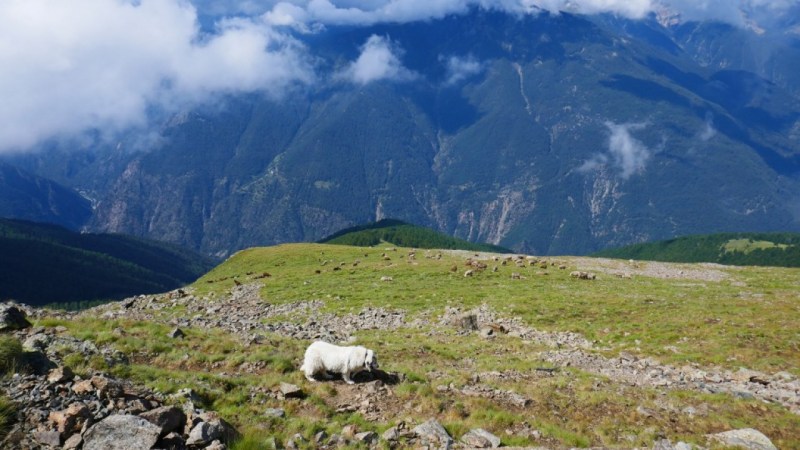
left=300, top=341, right=379, bottom=384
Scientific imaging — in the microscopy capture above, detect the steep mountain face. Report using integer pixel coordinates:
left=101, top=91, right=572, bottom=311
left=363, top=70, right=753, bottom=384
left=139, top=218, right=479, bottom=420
left=6, top=10, right=800, bottom=256
left=0, top=161, right=92, bottom=230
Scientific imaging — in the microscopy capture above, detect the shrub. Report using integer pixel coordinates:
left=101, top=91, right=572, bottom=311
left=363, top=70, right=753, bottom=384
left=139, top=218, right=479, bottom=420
left=0, top=395, right=17, bottom=441
left=0, top=336, right=24, bottom=376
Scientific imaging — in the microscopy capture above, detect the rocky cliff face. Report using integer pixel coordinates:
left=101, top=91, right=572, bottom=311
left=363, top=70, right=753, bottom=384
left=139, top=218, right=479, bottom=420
left=6, top=11, right=800, bottom=256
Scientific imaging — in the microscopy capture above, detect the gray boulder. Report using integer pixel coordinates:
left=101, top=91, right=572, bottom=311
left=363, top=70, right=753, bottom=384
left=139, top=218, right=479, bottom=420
left=186, top=412, right=238, bottom=446
left=0, top=304, right=31, bottom=331
left=413, top=419, right=453, bottom=447
left=82, top=414, right=161, bottom=450
left=708, top=428, right=777, bottom=450
left=139, top=405, right=186, bottom=436
left=461, top=428, right=501, bottom=448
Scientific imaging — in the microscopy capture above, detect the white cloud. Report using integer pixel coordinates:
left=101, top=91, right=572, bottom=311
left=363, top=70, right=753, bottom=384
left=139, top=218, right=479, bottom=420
left=443, top=54, right=484, bottom=85
left=263, top=0, right=655, bottom=28
left=260, top=0, right=799, bottom=29
left=699, top=114, right=717, bottom=141
left=0, top=0, right=313, bottom=154
left=338, top=35, right=417, bottom=84
left=580, top=121, right=652, bottom=179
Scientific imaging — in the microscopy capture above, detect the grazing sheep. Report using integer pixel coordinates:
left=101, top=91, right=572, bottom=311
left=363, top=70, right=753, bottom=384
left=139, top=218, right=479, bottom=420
left=300, top=341, right=379, bottom=384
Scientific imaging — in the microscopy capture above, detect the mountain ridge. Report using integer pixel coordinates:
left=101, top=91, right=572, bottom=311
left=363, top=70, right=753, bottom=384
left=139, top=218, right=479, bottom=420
left=2, top=9, right=799, bottom=256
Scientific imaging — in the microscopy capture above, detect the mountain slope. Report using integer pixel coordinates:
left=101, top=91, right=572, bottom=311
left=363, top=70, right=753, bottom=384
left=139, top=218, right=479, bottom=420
left=0, top=219, right=215, bottom=306
left=0, top=161, right=92, bottom=230
left=592, top=232, right=800, bottom=267
left=6, top=9, right=800, bottom=256
left=319, top=219, right=512, bottom=252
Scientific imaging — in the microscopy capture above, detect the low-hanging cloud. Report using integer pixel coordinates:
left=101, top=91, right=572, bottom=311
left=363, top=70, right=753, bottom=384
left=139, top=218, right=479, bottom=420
left=338, top=35, right=417, bottom=85
left=443, top=54, right=485, bottom=86
left=3, top=0, right=793, bottom=154
left=262, top=0, right=797, bottom=29
left=264, top=0, right=655, bottom=28
left=0, top=0, right=313, bottom=154
left=580, top=121, right=652, bottom=179
left=699, top=113, right=717, bottom=141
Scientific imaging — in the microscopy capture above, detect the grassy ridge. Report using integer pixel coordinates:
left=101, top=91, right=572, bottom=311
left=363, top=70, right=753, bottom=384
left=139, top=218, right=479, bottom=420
left=319, top=219, right=512, bottom=253
left=28, top=243, right=800, bottom=448
left=593, top=232, right=800, bottom=267
left=0, top=219, right=215, bottom=306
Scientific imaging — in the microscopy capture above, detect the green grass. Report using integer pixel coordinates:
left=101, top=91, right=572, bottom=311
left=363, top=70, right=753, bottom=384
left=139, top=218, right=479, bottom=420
left=0, top=336, right=24, bottom=376
left=0, top=395, right=16, bottom=442
left=26, top=242, right=800, bottom=448
left=722, top=239, right=790, bottom=254
left=192, top=243, right=800, bottom=375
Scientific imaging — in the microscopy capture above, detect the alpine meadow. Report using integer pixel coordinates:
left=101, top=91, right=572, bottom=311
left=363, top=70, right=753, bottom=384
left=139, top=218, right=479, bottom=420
left=0, top=1, right=799, bottom=450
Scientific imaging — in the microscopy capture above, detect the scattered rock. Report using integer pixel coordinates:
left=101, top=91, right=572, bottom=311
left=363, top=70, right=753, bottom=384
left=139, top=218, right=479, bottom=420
left=187, top=421, right=224, bottom=446
left=32, top=430, right=61, bottom=447
left=206, top=439, right=227, bottom=450
left=380, top=276, right=393, bottom=282
left=48, top=402, right=91, bottom=436
left=82, top=414, right=161, bottom=450
left=342, top=424, right=358, bottom=438
left=708, top=428, right=777, bottom=450
left=636, top=405, right=656, bottom=418
left=91, top=375, right=124, bottom=399
left=168, top=327, right=186, bottom=339
left=453, top=313, right=479, bottom=332
left=413, top=418, right=453, bottom=447
left=314, top=430, right=328, bottom=444
left=139, top=405, right=185, bottom=436
left=63, top=433, right=83, bottom=450
left=461, top=428, right=501, bottom=448
left=72, top=379, right=95, bottom=395
left=264, top=408, right=286, bottom=418
left=159, top=432, right=186, bottom=449
left=355, top=431, right=378, bottom=444
left=47, top=366, right=74, bottom=384
left=279, top=382, right=303, bottom=398
left=382, top=426, right=400, bottom=441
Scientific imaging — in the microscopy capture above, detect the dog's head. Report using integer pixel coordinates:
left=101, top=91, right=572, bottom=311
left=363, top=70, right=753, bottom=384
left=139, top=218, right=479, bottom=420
left=365, top=349, right=379, bottom=371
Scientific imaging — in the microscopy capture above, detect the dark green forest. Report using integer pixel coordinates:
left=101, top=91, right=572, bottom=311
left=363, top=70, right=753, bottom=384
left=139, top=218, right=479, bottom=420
left=0, top=219, right=215, bottom=306
left=319, top=219, right=512, bottom=253
left=593, top=232, right=800, bottom=267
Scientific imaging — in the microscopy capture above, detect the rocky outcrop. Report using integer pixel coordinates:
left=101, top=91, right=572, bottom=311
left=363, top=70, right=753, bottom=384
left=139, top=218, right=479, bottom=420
left=90, top=283, right=408, bottom=343
left=0, top=304, right=31, bottom=332
left=0, top=324, right=238, bottom=450
left=1, top=365, right=237, bottom=450
left=540, top=349, right=800, bottom=413
left=82, top=414, right=161, bottom=450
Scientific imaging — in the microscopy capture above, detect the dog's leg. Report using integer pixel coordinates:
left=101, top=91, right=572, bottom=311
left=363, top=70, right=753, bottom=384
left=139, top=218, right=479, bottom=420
left=342, top=371, right=355, bottom=384
left=322, top=371, right=335, bottom=380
